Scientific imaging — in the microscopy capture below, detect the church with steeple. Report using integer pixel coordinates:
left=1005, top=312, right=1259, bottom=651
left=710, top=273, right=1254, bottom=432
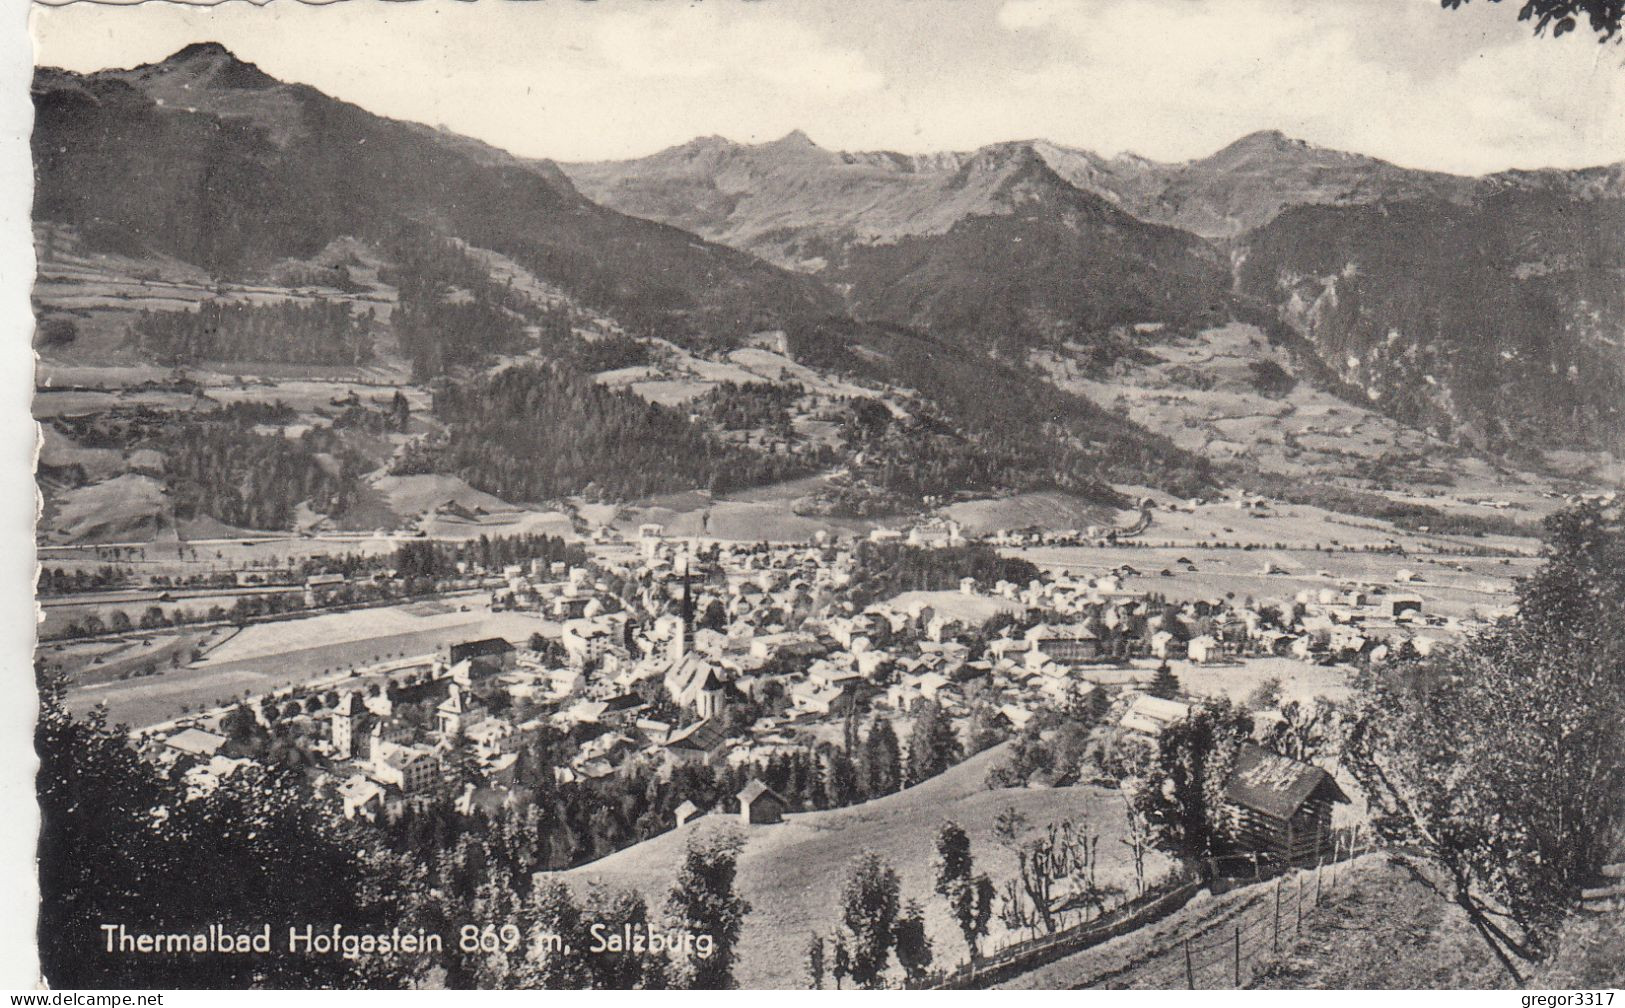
left=661, top=556, right=731, bottom=717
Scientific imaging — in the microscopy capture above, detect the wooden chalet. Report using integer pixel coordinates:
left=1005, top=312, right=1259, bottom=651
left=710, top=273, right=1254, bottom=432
left=737, top=779, right=787, bottom=825
left=1221, top=744, right=1349, bottom=863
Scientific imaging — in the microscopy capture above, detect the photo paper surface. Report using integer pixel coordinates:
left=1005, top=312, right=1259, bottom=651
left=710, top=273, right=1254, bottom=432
left=21, top=0, right=1625, bottom=991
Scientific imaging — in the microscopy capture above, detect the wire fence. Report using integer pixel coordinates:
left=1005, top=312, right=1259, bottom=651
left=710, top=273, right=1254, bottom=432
left=922, top=875, right=1208, bottom=989
left=1119, top=846, right=1369, bottom=990
left=922, top=827, right=1375, bottom=990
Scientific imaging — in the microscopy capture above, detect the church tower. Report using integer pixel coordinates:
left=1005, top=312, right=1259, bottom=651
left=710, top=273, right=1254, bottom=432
left=681, top=557, right=695, bottom=654
left=332, top=692, right=357, bottom=760
left=666, top=555, right=698, bottom=666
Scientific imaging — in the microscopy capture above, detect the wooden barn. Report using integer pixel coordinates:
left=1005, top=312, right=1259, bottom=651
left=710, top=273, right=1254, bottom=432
left=1221, top=744, right=1349, bottom=863
left=736, top=779, right=787, bottom=825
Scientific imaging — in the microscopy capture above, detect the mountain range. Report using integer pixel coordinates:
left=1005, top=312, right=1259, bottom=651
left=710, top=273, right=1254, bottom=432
left=33, top=43, right=837, bottom=344
left=566, top=127, right=1625, bottom=453
left=565, top=126, right=1625, bottom=251
left=31, top=43, right=1625, bottom=486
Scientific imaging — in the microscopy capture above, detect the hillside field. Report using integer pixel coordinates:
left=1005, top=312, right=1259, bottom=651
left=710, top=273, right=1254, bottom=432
left=562, top=742, right=1172, bottom=989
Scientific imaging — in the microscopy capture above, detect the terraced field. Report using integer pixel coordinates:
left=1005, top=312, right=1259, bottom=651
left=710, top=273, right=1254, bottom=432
left=1032, top=323, right=1448, bottom=482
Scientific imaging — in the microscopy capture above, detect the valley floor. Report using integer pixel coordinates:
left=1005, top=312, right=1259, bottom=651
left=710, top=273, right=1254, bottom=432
left=58, top=604, right=558, bottom=729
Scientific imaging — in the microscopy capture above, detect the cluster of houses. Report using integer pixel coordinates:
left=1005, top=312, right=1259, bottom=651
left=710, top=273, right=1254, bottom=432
left=140, top=524, right=1450, bottom=857
left=865, top=517, right=968, bottom=549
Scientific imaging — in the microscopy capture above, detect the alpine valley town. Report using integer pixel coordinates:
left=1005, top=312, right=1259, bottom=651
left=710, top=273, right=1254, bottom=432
left=25, top=0, right=1625, bottom=993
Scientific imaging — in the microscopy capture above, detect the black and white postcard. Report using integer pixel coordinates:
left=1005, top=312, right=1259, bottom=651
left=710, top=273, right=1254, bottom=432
left=16, top=0, right=1625, bottom=992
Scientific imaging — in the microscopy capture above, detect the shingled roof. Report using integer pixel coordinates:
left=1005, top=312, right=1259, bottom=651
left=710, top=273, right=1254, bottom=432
left=666, top=717, right=731, bottom=752
left=738, top=779, right=784, bottom=806
left=1223, top=744, right=1349, bottom=820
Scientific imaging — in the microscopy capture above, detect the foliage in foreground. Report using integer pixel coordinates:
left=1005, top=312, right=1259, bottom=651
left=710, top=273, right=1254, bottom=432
left=1345, top=501, right=1625, bottom=981
left=36, top=672, right=753, bottom=988
left=36, top=676, right=427, bottom=988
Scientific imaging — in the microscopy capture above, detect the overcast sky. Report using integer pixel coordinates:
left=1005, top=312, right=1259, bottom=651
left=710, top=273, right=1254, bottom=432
left=29, top=0, right=1625, bottom=174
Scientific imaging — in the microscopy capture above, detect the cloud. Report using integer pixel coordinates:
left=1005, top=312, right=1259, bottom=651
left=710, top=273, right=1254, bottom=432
left=592, top=6, right=884, bottom=96
left=991, top=0, right=1625, bottom=172
left=27, top=0, right=1622, bottom=169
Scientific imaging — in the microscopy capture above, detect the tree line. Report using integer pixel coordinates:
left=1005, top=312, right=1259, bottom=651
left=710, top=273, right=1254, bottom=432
left=149, top=418, right=366, bottom=531
left=842, top=541, right=1041, bottom=609
left=382, top=234, right=533, bottom=379
left=696, top=381, right=802, bottom=432
left=372, top=699, right=972, bottom=883
left=51, top=404, right=367, bottom=532
left=390, top=533, right=587, bottom=581
left=128, top=298, right=376, bottom=366
left=394, top=362, right=819, bottom=503
left=786, top=317, right=1215, bottom=502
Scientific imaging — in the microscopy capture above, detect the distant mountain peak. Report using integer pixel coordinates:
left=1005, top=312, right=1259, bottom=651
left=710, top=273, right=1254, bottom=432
left=765, top=129, right=818, bottom=148
left=749, top=129, right=831, bottom=160
left=167, top=41, right=236, bottom=62
left=142, top=41, right=277, bottom=90
left=1242, top=128, right=1294, bottom=144
left=1210, top=129, right=1311, bottom=159
left=673, top=134, right=734, bottom=152
left=743, top=129, right=837, bottom=167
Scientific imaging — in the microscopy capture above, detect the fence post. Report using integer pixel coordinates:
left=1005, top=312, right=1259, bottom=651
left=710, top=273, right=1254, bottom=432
left=1273, top=878, right=1281, bottom=952
left=1184, top=938, right=1195, bottom=989
left=1316, top=861, right=1324, bottom=905
left=1296, top=873, right=1304, bottom=930
left=1233, top=925, right=1241, bottom=987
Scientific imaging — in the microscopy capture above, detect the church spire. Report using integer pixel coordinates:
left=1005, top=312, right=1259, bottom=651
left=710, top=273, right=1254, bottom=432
left=681, top=556, right=695, bottom=648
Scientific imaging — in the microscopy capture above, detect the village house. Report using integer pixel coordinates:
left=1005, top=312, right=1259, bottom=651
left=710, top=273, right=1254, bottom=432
left=180, top=754, right=249, bottom=801
left=807, top=662, right=864, bottom=692
left=558, top=698, right=609, bottom=727
left=1120, top=694, right=1193, bottom=736
left=997, top=703, right=1038, bottom=732
left=737, top=779, right=787, bottom=825
left=789, top=679, right=847, bottom=716
left=304, top=572, right=346, bottom=606
left=662, top=718, right=733, bottom=768
left=887, top=669, right=952, bottom=710
left=337, top=774, right=385, bottom=820
left=599, top=693, right=650, bottom=723
left=561, top=617, right=620, bottom=666
left=464, top=715, right=516, bottom=758
left=1221, top=744, right=1350, bottom=863
left=1388, top=594, right=1424, bottom=618
left=436, top=683, right=487, bottom=738
left=369, top=741, right=443, bottom=797
left=163, top=727, right=228, bottom=763
left=449, top=654, right=508, bottom=699
left=636, top=718, right=674, bottom=745
left=543, top=666, right=586, bottom=698
left=1025, top=622, right=1101, bottom=664
left=1187, top=634, right=1222, bottom=663
left=1150, top=629, right=1186, bottom=659
left=442, top=637, right=517, bottom=672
